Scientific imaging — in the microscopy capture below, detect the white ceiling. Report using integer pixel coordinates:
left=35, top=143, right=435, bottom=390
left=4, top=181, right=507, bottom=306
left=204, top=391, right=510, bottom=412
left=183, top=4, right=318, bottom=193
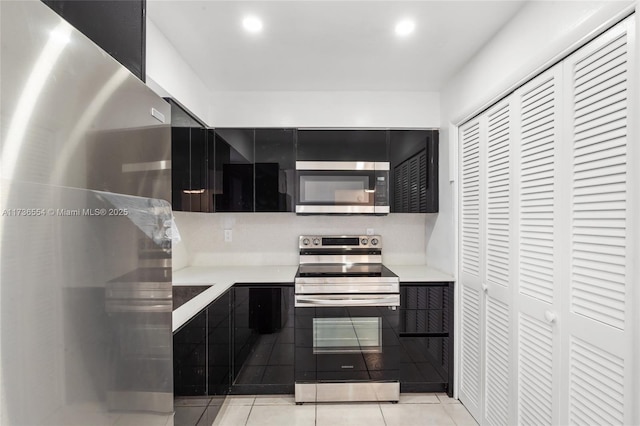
left=147, top=1, right=527, bottom=92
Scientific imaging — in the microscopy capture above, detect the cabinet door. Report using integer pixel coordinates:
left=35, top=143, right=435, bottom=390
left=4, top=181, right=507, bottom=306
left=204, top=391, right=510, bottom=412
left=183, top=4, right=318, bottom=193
left=214, top=129, right=254, bottom=212
left=207, top=291, right=231, bottom=395
left=399, top=283, right=453, bottom=394
left=297, top=130, right=387, bottom=161
left=254, top=129, right=295, bottom=212
left=43, top=1, right=145, bottom=80
left=389, top=130, right=438, bottom=213
left=190, top=127, right=208, bottom=212
left=231, top=286, right=294, bottom=394
left=171, top=127, right=191, bottom=212
left=173, top=309, right=207, bottom=396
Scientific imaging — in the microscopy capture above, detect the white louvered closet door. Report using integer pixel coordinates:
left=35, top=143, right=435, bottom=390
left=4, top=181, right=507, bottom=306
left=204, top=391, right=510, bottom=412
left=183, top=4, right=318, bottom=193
left=458, top=119, right=484, bottom=420
left=482, top=101, right=514, bottom=426
left=559, top=17, right=636, bottom=426
left=514, top=66, right=564, bottom=426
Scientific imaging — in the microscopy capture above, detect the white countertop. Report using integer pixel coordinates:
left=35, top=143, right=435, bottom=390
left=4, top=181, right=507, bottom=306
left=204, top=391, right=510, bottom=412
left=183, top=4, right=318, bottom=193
left=172, top=266, right=298, bottom=332
left=172, top=264, right=454, bottom=333
left=385, top=265, right=455, bottom=283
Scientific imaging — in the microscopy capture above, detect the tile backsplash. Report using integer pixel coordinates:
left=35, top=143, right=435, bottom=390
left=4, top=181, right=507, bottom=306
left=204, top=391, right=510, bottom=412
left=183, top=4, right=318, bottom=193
left=172, top=212, right=429, bottom=269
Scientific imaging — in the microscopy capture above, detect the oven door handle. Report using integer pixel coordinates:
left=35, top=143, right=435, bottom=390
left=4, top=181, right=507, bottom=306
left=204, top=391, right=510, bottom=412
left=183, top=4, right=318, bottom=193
left=295, top=294, right=400, bottom=307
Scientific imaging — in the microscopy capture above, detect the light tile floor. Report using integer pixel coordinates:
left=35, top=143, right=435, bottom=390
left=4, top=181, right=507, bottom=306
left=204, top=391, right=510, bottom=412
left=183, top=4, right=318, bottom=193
left=202, top=393, right=478, bottom=426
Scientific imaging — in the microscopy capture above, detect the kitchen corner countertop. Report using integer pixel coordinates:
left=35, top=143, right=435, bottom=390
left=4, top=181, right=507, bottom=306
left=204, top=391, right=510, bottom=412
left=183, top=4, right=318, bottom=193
left=172, top=264, right=454, bottom=333
left=385, top=265, right=455, bottom=283
left=172, top=266, right=298, bottom=333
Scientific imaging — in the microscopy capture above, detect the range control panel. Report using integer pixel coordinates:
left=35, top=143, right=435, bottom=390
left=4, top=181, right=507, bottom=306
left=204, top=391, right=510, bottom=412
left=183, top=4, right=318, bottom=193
left=299, top=235, right=381, bottom=249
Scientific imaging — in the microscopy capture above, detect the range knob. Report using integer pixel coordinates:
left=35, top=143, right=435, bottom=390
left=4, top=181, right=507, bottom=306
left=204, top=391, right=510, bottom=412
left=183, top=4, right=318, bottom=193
left=361, top=238, right=369, bottom=245
left=371, top=238, right=379, bottom=246
left=302, top=238, right=310, bottom=246
left=312, top=238, right=321, bottom=246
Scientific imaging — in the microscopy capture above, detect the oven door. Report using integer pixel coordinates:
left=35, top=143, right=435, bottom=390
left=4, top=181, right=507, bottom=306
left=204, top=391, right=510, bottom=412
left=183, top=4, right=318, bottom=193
left=294, top=294, right=400, bottom=383
left=295, top=162, right=389, bottom=214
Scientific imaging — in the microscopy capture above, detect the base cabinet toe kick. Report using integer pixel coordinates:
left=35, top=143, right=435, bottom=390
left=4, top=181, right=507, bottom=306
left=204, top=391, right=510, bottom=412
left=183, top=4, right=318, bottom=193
left=294, top=382, right=399, bottom=404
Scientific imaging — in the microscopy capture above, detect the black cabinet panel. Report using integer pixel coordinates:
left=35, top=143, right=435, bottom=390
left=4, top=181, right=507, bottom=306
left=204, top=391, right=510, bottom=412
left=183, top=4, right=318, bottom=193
left=174, top=290, right=232, bottom=396
left=214, top=129, right=254, bottom=212
left=43, top=0, right=145, bottom=81
left=297, top=130, right=388, bottom=162
left=399, top=282, right=453, bottom=395
left=208, top=291, right=231, bottom=395
left=255, top=129, right=295, bottom=212
left=390, top=130, right=439, bottom=213
left=171, top=127, right=190, bottom=212
left=173, top=309, right=207, bottom=396
left=231, top=286, right=294, bottom=394
left=190, top=127, right=208, bottom=212
left=168, top=100, right=210, bottom=212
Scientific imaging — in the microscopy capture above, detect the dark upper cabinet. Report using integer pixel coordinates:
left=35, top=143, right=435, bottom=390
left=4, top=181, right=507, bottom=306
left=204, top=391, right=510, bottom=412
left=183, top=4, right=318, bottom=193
left=254, top=129, right=295, bottom=212
left=171, top=127, right=439, bottom=214
left=389, top=130, right=439, bottom=213
left=43, top=0, right=145, bottom=81
left=214, top=129, right=254, bottom=212
left=169, top=100, right=210, bottom=212
left=297, top=130, right=388, bottom=162
left=171, top=127, right=190, bottom=212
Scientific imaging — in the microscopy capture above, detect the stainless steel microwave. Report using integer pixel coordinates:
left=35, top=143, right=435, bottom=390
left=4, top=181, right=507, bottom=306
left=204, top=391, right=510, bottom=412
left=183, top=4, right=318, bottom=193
left=295, top=161, right=390, bottom=214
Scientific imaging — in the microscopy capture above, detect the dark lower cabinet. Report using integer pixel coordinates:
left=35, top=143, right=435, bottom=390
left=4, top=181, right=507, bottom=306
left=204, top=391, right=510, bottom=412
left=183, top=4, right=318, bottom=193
left=173, top=290, right=231, bottom=397
left=231, top=285, right=294, bottom=394
left=399, top=282, right=454, bottom=396
left=173, top=285, right=294, bottom=398
left=208, top=291, right=232, bottom=395
left=173, top=307, right=207, bottom=396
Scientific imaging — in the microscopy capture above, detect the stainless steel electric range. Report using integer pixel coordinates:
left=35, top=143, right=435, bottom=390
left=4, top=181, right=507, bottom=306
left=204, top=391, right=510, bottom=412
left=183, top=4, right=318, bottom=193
left=294, top=235, right=400, bottom=404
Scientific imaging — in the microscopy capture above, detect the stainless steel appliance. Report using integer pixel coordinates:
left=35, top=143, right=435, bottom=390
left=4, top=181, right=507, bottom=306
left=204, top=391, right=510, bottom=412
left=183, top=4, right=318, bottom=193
left=295, top=162, right=390, bottom=214
left=294, top=235, right=400, bottom=403
left=1, top=2, right=173, bottom=423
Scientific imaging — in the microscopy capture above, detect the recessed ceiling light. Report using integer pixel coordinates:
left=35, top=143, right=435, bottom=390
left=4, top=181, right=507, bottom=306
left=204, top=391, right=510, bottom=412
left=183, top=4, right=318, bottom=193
left=395, top=19, right=415, bottom=37
left=243, top=16, right=263, bottom=33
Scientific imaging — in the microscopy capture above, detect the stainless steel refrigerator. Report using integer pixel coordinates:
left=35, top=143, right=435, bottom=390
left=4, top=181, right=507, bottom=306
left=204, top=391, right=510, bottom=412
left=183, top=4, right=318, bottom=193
left=1, top=1, right=174, bottom=424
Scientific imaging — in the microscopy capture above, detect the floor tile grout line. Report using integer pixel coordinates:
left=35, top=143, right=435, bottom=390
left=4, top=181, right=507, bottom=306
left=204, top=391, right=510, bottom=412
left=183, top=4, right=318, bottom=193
left=378, top=402, right=388, bottom=426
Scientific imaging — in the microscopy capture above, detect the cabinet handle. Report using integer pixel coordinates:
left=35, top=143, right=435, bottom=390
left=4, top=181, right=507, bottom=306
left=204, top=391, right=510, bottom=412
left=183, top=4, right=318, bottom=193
left=544, top=310, right=557, bottom=324
left=481, top=283, right=488, bottom=293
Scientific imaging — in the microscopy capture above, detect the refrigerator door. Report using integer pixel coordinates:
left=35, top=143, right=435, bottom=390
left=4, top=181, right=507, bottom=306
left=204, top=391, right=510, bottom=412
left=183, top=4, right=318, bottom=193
left=1, top=1, right=173, bottom=424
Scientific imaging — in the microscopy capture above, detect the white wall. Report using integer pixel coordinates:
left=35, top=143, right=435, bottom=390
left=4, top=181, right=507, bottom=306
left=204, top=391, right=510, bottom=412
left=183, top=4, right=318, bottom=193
left=207, top=90, right=439, bottom=128
left=431, top=0, right=636, bottom=277
left=146, top=18, right=210, bottom=123
left=172, top=212, right=430, bottom=268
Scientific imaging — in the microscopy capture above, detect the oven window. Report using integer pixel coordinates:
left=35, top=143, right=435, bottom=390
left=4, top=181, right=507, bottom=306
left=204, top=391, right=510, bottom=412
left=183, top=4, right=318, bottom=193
left=300, top=175, right=371, bottom=204
left=313, top=317, right=382, bottom=354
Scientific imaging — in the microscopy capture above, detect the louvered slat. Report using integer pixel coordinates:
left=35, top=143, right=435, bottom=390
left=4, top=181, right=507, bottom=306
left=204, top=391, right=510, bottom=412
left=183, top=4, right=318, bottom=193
left=487, top=103, right=510, bottom=287
left=462, top=122, right=481, bottom=276
left=485, top=297, right=510, bottom=426
left=461, top=286, right=481, bottom=406
left=419, top=150, right=428, bottom=211
left=571, top=32, right=628, bottom=330
left=519, top=77, right=556, bottom=304
left=519, top=313, right=553, bottom=426
left=409, top=156, right=419, bottom=212
left=569, top=337, right=624, bottom=425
